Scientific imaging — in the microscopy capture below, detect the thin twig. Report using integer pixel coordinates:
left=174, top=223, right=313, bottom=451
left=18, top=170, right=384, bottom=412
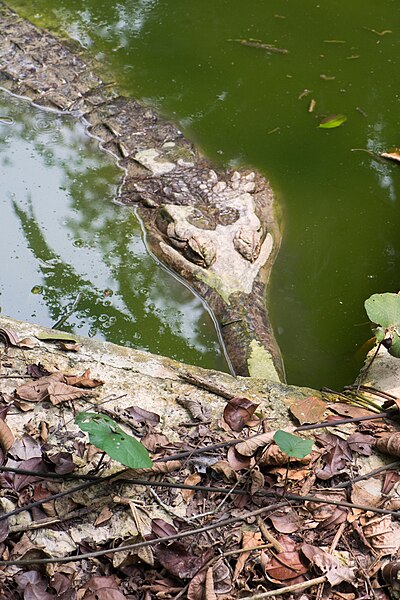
left=0, top=501, right=289, bottom=566
left=178, top=372, right=234, bottom=400
left=296, top=410, right=396, bottom=432
left=241, top=575, right=327, bottom=599
left=256, top=516, right=284, bottom=553
left=333, top=461, right=400, bottom=489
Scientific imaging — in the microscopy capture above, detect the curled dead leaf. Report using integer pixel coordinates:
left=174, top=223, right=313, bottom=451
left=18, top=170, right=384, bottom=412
left=0, top=418, right=14, bottom=453
left=211, top=460, right=238, bottom=483
left=176, top=395, right=211, bottom=422
left=234, top=431, right=275, bottom=457
left=223, top=396, right=259, bottom=432
left=301, top=543, right=355, bottom=585
left=0, top=327, right=37, bottom=349
left=65, top=368, right=103, bottom=388
left=233, top=529, right=263, bottom=581
left=375, top=432, right=400, bottom=457
left=269, top=508, right=302, bottom=534
left=305, top=491, right=348, bottom=531
left=227, top=445, right=252, bottom=471
left=181, top=473, right=202, bottom=502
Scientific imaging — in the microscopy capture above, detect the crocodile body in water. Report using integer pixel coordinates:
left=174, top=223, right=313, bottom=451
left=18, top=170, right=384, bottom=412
left=0, top=3, right=284, bottom=381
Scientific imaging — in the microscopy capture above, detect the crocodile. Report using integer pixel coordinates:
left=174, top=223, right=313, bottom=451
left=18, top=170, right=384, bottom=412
left=0, top=2, right=284, bottom=381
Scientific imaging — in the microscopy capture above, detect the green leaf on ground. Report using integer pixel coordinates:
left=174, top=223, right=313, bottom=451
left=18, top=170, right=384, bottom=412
left=75, top=412, right=153, bottom=469
left=36, top=331, right=78, bottom=342
left=273, top=430, right=313, bottom=459
left=318, top=114, right=347, bottom=129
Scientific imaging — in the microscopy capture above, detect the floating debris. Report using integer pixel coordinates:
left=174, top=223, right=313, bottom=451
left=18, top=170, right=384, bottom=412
left=229, top=38, right=289, bottom=54
left=0, top=115, right=13, bottom=124
left=363, top=27, right=392, bottom=36
left=308, top=99, right=316, bottom=113
left=318, top=114, right=347, bottom=129
left=298, top=89, right=312, bottom=100
left=380, top=149, right=400, bottom=164
left=320, top=74, right=336, bottom=81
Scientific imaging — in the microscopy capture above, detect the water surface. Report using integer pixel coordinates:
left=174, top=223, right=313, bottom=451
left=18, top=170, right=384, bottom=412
left=5, top=0, right=400, bottom=388
left=0, top=91, right=227, bottom=370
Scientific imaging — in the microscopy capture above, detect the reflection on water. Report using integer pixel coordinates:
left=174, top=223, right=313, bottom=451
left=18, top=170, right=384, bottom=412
left=0, top=91, right=228, bottom=371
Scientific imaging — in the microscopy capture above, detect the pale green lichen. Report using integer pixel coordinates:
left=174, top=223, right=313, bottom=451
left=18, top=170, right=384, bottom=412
left=247, top=339, right=280, bottom=382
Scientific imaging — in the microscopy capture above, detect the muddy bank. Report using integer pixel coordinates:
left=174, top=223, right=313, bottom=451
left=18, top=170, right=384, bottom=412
left=0, top=2, right=283, bottom=380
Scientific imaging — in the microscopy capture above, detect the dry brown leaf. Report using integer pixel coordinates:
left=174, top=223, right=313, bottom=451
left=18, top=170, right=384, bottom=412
left=64, top=368, right=103, bottom=388
left=176, top=395, right=211, bottom=422
left=95, top=506, right=113, bottom=527
left=347, top=433, right=375, bottom=456
left=47, top=381, right=93, bottom=405
left=260, top=442, right=290, bottom=466
left=223, top=396, right=259, bottom=432
left=124, top=405, right=160, bottom=425
left=181, top=473, right=202, bottom=502
left=117, top=460, right=182, bottom=478
left=329, top=402, right=376, bottom=419
left=361, top=515, right=400, bottom=555
left=17, top=337, right=38, bottom=349
left=235, top=432, right=275, bottom=457
left=250, top=467, right=265, bottom=495
left=269, top=508, right=302, bottom=534
left=381, top=149, right=400, bottom=163
left=233, top=529, right=263, bottom=581
left=375, top=432, right=400, bottom=457
left=301, top=543, right=355, bottom=585
left=0, top=327, right=37, bottom=349
left=0, top=418, right=14, bottom=453
left=289, top=395, right=327, bottom=425
left=226, top=446, right=252, bottom=471
left=351, top=480, right=383, bottom=509
left=15, top=372, right=64, bottom=402
left=60, top=342, right=81, bottom=352
left=305, top=491, right=348, bottom=531
left=141, top=431, right=169, bottom=452
left=210, top=460, right=238, bottom=483
left=263, top=548, right=308, bottom=583
left=187, top=557, right=232, bottom=600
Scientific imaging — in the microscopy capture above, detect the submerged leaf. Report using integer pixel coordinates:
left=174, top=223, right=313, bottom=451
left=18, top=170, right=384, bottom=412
left=75, top=412, right=153, bottom=469
left=273, top=430, right=313, bottom=459
left=318, top=114, right=347, bottom=129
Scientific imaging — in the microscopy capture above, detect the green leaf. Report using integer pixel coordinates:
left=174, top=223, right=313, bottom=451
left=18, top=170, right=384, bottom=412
left=75, top=412, right=153, bottom=469
left=389, top=333, right=400, bottom=358
left=273, top=430, right=313, bottom=459
left=365, top=293, right=400, bottom=328
left=36, top=331, right=78, bottom=342
left=318, top=114, right=347, bottom=129
left=374, top=326, right=386, bottom=343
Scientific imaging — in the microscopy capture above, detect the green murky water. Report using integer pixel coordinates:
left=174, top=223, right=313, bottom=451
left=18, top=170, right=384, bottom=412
left=0, top=91, right=227, bottom=370
left=4, top=0, right=400, bottom=388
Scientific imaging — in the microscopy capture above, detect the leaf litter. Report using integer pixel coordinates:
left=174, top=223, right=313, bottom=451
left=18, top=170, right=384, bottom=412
left=2, top=343, right=400, bottom=598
